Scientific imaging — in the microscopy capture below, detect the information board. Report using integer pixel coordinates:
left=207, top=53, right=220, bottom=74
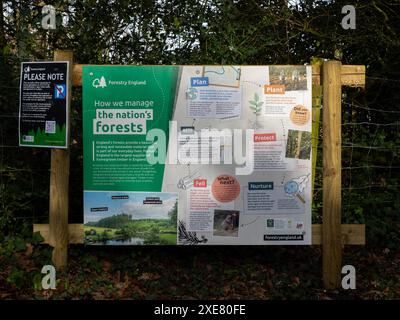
left=83, top=65, right=312, bottom=245
left=19, top=61, right=69, bottom=148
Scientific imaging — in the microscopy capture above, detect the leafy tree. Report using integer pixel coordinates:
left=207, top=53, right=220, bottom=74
left=168, top=201, right=178, bottom=227
left=94, top=214, right=132, bottom=229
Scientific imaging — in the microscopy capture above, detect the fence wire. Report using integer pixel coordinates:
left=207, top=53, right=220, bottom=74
left=1, top=61, right=399, bottom=228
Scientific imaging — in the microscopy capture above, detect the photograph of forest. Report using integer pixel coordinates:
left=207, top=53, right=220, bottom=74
left=84, top=192, right=178, bottom=245
left=269, top=66, right=308, bottom=91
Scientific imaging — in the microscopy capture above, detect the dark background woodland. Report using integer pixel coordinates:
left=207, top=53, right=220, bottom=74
left=0, top=0, right=399, bottom=299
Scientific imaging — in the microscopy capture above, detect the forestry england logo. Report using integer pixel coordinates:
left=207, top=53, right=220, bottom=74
left=93, top=76, right=107, bottom=88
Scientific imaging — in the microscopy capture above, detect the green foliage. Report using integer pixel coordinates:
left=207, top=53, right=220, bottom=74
left=93, top=213, right=132, bottom=229
left=168, top=201, right=178, bottom=227
left=32, top=273, right=43, bottom=291
left=6, top=268, right=25, bottom=287
left=31, top=232, right=44, bottom=246
left=0, top=231, right=42, bottom=257
left=249, top=93, right=263, bottom=116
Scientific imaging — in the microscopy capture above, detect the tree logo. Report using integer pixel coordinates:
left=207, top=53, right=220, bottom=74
left=92, top=76, right=107, bottom=88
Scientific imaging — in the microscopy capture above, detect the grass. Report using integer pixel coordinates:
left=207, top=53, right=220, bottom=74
left=84, top=224, right=177, bottom=245
left=159, top=233, right=177, bottom=244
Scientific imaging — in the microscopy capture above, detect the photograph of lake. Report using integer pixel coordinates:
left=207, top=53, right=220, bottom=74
left=84, top=191, right=178, bottom=245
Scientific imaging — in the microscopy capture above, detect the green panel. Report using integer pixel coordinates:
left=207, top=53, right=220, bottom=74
left=82, top=66, right=179, bottom=192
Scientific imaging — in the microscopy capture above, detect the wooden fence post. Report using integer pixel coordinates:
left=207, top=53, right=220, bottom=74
left=322, top=60, right=342, bottom=288
left=49, top=50, right=73, bottom=269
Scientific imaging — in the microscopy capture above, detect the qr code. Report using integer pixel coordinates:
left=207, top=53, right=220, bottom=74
left=45, top=121, right=56, bottom=134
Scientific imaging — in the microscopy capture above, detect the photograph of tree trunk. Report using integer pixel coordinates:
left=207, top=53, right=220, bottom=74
left=285, top=130, right=312, bottom=160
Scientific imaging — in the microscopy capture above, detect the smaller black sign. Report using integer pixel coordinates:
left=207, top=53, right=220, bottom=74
left=143, top=197, right=163, bottom=204
left=90, top=207, right=109, bottom=212
left=19, top=61, right=68, bottom=148
left=111, top=195, right=129, bottom=200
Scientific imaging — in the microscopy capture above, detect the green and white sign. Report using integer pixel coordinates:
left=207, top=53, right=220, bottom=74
left=83, top=66, right=179, bottom=192
left=83, top=66, right=179, bottom=245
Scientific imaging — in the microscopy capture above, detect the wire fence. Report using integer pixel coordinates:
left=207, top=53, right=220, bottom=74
left=1, top=59, right=399, bottom=229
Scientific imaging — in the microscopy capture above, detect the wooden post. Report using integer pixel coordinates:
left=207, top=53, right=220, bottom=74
left=49, top=50, right=73, bottom=268
left=322, top=60, right=342, bottom=289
